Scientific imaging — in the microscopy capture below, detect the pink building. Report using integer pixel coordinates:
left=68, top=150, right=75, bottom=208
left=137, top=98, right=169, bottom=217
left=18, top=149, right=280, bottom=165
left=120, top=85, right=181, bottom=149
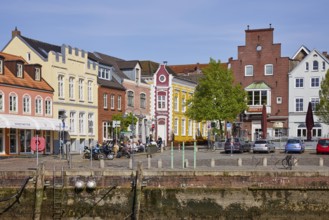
left=0, top=52, right=62, bottom=155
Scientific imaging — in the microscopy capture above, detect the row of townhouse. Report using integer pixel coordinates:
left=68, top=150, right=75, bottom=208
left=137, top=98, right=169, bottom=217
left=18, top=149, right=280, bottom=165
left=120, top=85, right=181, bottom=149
left=171, top=26, right=329, bottom=141
left=0, top=28, right=200, bottom=155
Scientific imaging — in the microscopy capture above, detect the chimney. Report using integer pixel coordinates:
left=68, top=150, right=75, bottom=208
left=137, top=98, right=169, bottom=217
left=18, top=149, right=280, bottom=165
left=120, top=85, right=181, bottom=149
left=323, top=51, right=328, bottom=57
left=12, top=27, right=21, bottom=38
left=163, top=61, right=168, bottom=66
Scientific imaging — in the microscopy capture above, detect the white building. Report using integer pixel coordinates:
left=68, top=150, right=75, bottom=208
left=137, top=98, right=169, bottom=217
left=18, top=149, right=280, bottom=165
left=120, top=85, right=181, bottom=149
left=288, top=46, right=329, bottom=139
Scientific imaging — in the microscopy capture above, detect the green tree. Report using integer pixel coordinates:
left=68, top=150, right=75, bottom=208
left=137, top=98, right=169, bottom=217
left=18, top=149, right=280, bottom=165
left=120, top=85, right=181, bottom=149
left=185, top=58, right=247, bottom=136
left=112, top=113, right=137, bottom=131
left=316, top=69, right=329, bottom=124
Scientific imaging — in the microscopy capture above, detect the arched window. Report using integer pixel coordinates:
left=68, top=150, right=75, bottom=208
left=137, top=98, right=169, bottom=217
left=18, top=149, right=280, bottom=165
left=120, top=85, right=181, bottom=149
left=128, top=91, right=134, bottom=107
left=35, top=96, right=43, bottom=115
left=140, top=93, right=146, bottom=108
left=313, top=60, right=319, bottom=71
left=23, top=95, right=31, bottom=114
left=9, top=93, right=17, bottom=112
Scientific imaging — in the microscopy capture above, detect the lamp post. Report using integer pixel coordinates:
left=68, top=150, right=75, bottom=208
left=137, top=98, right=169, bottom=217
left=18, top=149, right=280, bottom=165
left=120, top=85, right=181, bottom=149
left=59, top=114, right=67, bottom=160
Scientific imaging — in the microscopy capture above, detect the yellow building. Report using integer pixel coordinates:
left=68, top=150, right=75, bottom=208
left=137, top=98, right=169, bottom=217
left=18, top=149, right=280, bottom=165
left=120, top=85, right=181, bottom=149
left=3, top=28, right=99, bottom=153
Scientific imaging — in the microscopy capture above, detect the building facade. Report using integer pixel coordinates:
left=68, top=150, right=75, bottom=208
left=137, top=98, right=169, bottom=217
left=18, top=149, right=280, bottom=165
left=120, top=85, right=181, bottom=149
left=0, top=52, right=63, bottom=155
left=229, top=27, right=290, bottom=141
left=288, top=46, right=329, bottom=138
left=3, top=28, right=99, bottom=153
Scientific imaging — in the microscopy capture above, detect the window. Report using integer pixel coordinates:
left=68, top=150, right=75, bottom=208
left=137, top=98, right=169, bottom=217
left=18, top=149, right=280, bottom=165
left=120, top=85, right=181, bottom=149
left=58, top=75, right=64, bottom=98
left=0, top=92, right=4, bottom=111
left=69, top=77, right=74, bottom=99
left=78, top=79, right=84, bottom=101
left=23, top=95, right=31, bottom=114
left=45, top=98, right=52, bottom=115
left=265, top=64, right=273, bottom=75
left=87, top=81, right=93, bottom=102
left=174, top=118, right=178, bottom=135
left=182, top=96, right=186, bottom=112
left=313, top=60, right=319, bottom=71
left=103, top=94, right=108, bottom=109
left=17, top=63, right=23, bottom=78
left=88, top=113, right=94, bottom=135
left=311, top=97, right=320, bottom=111
left=103, top=121, right=111, bottom=141
left=27, top=52, right=31, bottom=61
left=276, top=97, right=282, bottom=104
left=98, top=67, right=111, bottom=80
left=295, top=78, right=304, bottom=88
left=157, top=95, right=166, bottom=109
left=245, top=65, right=253, bottom=76
left=110, top=94, right=115, bottom=109
left=140, top=93, right=146, bottom=109
left=70, top=111, right=76, bottom=133
left=305, top=62, right=309, bottom=71
left=9, top=93, right=17, bottom=112
left=323, top=61, right=326, bottom=71
left=135, top=68, right=140, bottom=83
left=188, top=119, right=193, bottom=136
left=174, top=95, right=178, bottom=111
left=118, top=95, right=122, bottom=110
left=295, top=98, right=303, bottom=112
left=0, top=59, right=3, bottom=74
left=128, top=91, right=134, bottom=107
left=311, top=77, right=320, bottom=88
left=79, top=112, right=85, bottom=134
left=35, top=67, right=41, bottom=81
left=247, top=90, right=267, bottom=106
left=181, top=118, right=186, bottom=136
left=35, top=96, right=42, bottom=114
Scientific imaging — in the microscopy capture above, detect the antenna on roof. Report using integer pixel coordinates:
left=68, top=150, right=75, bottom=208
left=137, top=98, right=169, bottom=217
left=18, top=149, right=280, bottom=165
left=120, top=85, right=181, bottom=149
left=269, top=23, right=272, bottom=28
left=163, top=61, right=168, bottom=65
left=247, top=25, right=249, bottom=30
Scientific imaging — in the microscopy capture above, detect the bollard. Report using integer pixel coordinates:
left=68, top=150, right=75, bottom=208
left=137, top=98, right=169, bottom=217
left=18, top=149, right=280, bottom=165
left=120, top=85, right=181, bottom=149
left=99, top=159, right=105, bottom=168
left=178, top=144, right=181, bottom=151
left=161, top=145, right=163, bottom=153
left=211, top=158, right=215, bottom=167
left=319, top=157, right=324, bottom=167
left=262, top=157, right=267, bottom=167
left=158, top=159, right=162, bottom=169
left=184, top=159, right=189, bottom=168
left=129, top=158, right=132, bottom=169
left=237, top=158, right=242, bottom=166
left=148, top=157, right=151, bottom=169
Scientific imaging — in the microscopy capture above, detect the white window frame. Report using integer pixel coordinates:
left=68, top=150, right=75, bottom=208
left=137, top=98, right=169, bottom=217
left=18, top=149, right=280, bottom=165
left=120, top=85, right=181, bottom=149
left=128, top=91, right=134, bottom=107
left=103, top=94, right=108, bottom=109
left=140, top=93, right=146, bottom=109
left=118, top=95, right=122, bottom=110
left=174, top=118, right=178, bottom=135
left=45, top=98, right=52, bottom=116
left=311, top=77, right=320, bottom=88
left=174, top=95, right=178, bottom=111
left=264, top=64, right=273, bottom=75
left=247, top=90, right=268, bottom=106
left=17, top=63, right=23, bottom=78
left=23, top=95, right=31, bottom=114
left=182, top=96, right=186, bottom=113
left=87, top=80, right=93, bottom=102
left=58, top=75, right=64, bottom=99
left=70, top=111, right=76, bottom=133
left=0, top=59, right=3, bottom=74
left=9, top=93, right=17, bottom=112
left=313, top=60, right=319, bottom=71
left=305, top=62, right=309, bottom=71
left=295, top=98, right=304, bottom=112
left=245, top=65, right=253, bottom=76
left=79, top=112, right=85, bottom=134
left=69, top=77, right=75, bottom=100
left=35, top=96, right=43, bottom=115
left=35, top=67, right=41, bottom=81
left=110, top=94, right=115, bottom=110
left=295, top=78, right=304, bottom=88
left=310, top=97, right=320, bottom=111
left=0, top=92, right=4, bottom=112
left=157, top=95, right=166, bottom=110
left=188, top=119, right=193, bottom=136
left=181, top=118, right=186, bottom=136
left=88, top=113, right=94, bottom=135
left=78, top=79, right=84, bottom=101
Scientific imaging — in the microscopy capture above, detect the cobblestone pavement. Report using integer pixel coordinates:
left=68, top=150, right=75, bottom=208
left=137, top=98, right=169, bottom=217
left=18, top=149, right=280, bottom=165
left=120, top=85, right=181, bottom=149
left=1, top=146, right=329, bottom=173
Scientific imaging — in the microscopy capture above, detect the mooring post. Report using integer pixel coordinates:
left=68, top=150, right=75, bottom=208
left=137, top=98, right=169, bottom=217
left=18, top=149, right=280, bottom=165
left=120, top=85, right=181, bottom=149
left=132, top=162, right=143, bottom=220
left=33, top=162, right=45, bottom=220
left=171, top=142, right=174, bottom=169
left=182, top=142, right=185, bottom=169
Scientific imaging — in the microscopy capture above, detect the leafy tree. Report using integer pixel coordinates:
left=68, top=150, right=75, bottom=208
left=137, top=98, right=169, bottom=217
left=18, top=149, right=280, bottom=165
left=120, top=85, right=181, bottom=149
left=112, top=113, right=138, bottom=131
left=316, top=70, right=329, bottom=124
left=185, top=58, right=248, bottom=137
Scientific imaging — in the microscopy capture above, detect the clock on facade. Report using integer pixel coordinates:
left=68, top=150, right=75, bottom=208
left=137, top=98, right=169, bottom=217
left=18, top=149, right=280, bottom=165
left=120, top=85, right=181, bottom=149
left=256, top=45, right=262, bottom=51
left=159, top=75, right=166, bottom=82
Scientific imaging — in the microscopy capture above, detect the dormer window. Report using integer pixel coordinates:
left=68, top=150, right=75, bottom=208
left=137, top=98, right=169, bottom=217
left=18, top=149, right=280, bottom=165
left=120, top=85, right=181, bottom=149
left=35, top=67, right=41, bottom=81
left=135, top=68, right=140, bottom=83
left=17, top=63, right=23, bottom=78
left=0, top=59, right=3, bottom=74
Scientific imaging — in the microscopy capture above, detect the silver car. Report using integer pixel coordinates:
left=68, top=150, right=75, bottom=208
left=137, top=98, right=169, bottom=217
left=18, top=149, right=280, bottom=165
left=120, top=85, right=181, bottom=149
left=253, top=139, right=275, bottom=153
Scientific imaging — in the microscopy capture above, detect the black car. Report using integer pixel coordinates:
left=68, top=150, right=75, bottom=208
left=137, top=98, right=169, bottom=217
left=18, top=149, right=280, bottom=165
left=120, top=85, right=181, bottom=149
left=224, top=138, right=251, bottom=153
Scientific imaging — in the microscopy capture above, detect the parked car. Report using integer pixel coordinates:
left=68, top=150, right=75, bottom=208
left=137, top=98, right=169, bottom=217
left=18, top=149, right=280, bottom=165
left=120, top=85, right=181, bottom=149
left=285, top=138, right=305, bottom=153
left=224, top=138, right=251, bottom=153
left=316, top=138, right=329, bottom=154
left=253, top=139, right=275, bottom=153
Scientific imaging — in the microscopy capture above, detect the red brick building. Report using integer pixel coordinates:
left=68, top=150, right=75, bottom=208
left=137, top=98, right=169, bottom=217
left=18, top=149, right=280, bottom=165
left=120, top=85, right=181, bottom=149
left=229, top=27, right=290, bottom=141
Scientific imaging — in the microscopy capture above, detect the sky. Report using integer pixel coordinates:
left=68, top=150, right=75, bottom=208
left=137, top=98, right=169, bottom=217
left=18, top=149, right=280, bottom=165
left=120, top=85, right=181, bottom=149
left=1, top=0, right=328, bottom=65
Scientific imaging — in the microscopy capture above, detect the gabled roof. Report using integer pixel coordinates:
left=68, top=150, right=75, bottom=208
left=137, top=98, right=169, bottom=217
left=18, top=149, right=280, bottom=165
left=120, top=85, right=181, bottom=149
left=169, top=63, right=209, bottom=74
left=139, top=60, right=176, bottom=77
left=292, top=45, right=310, bottom=61
left=0, top=52, right=53, bottom=92
left=20, top=35, right=61, bottom=59
left=245, top=82, right=271, bottom=90
left=117, top=60, right=140, bottom=70
left=97, top=78, right=126, bottom=91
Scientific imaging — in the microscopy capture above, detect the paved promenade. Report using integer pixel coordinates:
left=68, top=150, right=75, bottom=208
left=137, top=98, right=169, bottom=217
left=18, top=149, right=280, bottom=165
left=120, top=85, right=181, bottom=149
left=1, top=144, right=329, bottom=173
